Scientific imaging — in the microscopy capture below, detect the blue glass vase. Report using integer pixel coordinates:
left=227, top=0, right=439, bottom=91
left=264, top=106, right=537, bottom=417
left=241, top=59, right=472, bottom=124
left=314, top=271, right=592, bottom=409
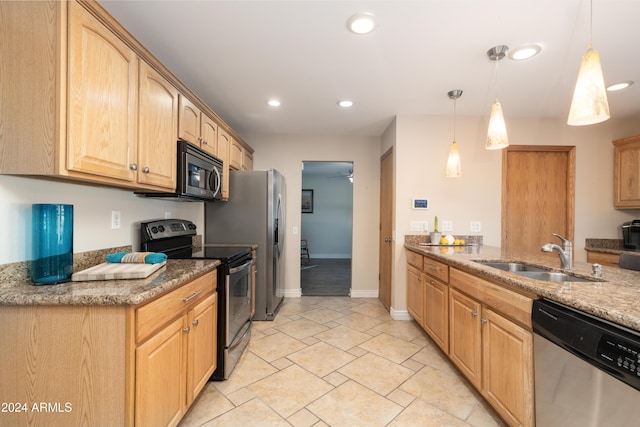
left=31, top=204, right=74, bottom=285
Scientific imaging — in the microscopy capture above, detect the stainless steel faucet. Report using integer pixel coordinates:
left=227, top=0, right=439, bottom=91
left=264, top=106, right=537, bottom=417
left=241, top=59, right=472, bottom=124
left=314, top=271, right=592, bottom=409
left=541, top=233, right=573, bottom=271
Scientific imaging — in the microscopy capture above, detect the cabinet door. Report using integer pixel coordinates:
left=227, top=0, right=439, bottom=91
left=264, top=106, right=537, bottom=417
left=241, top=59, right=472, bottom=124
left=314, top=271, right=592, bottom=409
left=449, top=289, right=482, bottom=389
left=614, top=135, right=640, bottom=208
left=138, top=61, right=178, bottom=189
left=187, top=293, right=217, bottom=405
left=424, top=277, right=449, bottom=354
left=178, top=95, right=201, bottom=145
left=482, top=307, right=534, bottom=427
left=200, top=114, right=218, bottom=157
left=229, top=138, right=243, bottom=170
left=243, top=150, right=253, bottom=170
left=406, top=265, right=424, bottom=325
left=217, top=128, right=231, bottom=200
left=136, top=316, right=187, bottom=427
left=67, top=1, right=137, bottom=181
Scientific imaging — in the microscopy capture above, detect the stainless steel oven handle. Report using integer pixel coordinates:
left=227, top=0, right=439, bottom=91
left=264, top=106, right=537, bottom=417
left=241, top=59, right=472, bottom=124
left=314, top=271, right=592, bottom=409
left=182, top=290, right=202, bottom=303
left=210, top=166, right=221, bottom=197
left=229, top=260, right=253, bottom=274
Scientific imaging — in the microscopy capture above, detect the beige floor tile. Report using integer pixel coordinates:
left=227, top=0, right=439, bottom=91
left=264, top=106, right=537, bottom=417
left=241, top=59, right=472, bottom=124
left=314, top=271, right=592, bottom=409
left=179, top=383, right=234, bottom=426
left=411, top=343, right=459, bottom=376
left=374, top=319, right=425, bottom=342
left=387, top=388, right=416, bottom=408
left=212, top=352, right=278, bottom=395
left=299, top=307, right=346, bottom=324
left=250, top=331, right=307, bottom=362
left=313, top=324, right=372, bottom=350
left=338, top=352, right=414, bottom=396
left=301, top=336, right=320, bottom=346
left=307, top=380, right=403, bottom=426
left=201, top=398, right=289, bottom=427
left=358, top=332, right=423, bottom=364
left=288, top=341, right=356, bottom=377
left=276, top=318, right=329, bottom=340
left=271, top=357, right=294, bottom=370
left=248, top=365, right=334, bottom=418
left=287, top=408, right=320, bottom=427
left=322, top=371, right=348, bottom=387
left=401, top=358, right=425, bottom=372
left=226, top=387, right=256, bottom=406
left=388, top=398, right=472, bottom=426
left=335, top=312, right=386, bottom=332
left=466, top=400, right=505, bottom=427
left=399, top=365, right=479, bottom=420
left=350, top=301, right=393, bottom=319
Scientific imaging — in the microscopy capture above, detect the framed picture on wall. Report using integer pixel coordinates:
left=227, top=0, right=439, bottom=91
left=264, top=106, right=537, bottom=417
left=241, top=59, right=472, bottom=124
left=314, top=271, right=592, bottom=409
left=302, top=189, right=314, bottom=213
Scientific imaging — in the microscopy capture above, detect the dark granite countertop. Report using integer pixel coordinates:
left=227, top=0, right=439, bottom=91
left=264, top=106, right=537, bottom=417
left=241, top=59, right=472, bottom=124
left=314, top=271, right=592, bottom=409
left=405, top=242, right=640, bottom=332
left=0, top=259, right=220, bottom=306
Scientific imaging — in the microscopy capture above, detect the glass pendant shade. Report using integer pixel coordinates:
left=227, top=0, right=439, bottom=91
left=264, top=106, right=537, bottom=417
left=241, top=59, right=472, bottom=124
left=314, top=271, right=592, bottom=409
left=446, top=141, right=461, bottom=177
left=567, top=47, right=610, bottom=126
left=486, top=100, right=509, bottom=150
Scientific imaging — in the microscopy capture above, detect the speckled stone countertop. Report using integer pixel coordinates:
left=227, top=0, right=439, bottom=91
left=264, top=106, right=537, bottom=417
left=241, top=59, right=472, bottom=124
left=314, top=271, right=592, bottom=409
left=0, top=259, right=220, bottom=306
left=585, top=238, right=640, bottom=256
left=405, top=242, right=640, bottom=332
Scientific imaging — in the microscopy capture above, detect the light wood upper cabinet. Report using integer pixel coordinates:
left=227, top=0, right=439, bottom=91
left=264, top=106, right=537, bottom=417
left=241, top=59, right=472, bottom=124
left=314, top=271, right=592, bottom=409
left=67, top=0, right=138, bottom=182
left=178, top=95, right=219, bottom=158
left=230, top=138, right=244, bottom=170
left=613, top=135, right=640, bottom=208
left=243, top=150, right=254, bottom=171
left=218, top=128, right=232, bottom=200
left=138, top=62, right=178, bottom=189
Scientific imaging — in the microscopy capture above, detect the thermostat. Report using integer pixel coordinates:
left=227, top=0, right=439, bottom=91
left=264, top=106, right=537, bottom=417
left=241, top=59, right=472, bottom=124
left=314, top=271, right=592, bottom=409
left=412, top=198, right=429, bottom=209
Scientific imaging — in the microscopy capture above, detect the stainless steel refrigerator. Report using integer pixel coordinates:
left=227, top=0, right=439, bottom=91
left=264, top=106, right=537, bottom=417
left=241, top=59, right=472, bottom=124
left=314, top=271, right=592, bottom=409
left=205, top=169, right=285, bottom=320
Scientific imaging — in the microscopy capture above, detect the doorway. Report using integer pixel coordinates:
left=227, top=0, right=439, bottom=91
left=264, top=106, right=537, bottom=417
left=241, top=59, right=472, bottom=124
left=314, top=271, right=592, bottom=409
left=300, top=161, right=353, bottom=296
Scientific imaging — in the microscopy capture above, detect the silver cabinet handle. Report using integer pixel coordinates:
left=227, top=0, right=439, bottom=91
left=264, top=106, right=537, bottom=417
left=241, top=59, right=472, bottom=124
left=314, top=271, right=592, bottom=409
left=471, top=311, right=477, bottom=318
left=183, top=290, right=202, bottom=303
left=129, top=163, right=138, bottom=171
left=480, top=318, right=487, bottom=325
left=183, top=326, right=190, bottom=334
left=192, top=319, right=199, bottom=327
left=142, top=167, right=150, bottom=173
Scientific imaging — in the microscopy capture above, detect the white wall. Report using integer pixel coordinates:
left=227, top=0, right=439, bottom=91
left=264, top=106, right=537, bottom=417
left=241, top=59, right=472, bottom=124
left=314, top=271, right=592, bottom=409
left=0, top=175, right=204, bottom=264
left=245, top=133, right=380, bottom=298
left=301, top=173, right=353, bottom=258
left=390, top=113, right=640, bottom=314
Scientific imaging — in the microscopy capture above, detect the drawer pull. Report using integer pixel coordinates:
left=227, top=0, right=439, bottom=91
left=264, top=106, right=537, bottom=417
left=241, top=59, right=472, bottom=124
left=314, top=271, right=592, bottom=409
left=183, top=290, right=202, bottom=303
left=471, top=311, right=478, bottom=318
left=480, top=318, right=487, bottom=325
left=183, top=326, right=190, bottom=334
left=192, top=319, right=199, bottom=327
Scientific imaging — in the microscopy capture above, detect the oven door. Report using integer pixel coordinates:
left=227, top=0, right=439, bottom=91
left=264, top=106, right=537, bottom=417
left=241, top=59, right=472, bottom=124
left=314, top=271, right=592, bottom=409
left=224, top=258, right=253, bottom=379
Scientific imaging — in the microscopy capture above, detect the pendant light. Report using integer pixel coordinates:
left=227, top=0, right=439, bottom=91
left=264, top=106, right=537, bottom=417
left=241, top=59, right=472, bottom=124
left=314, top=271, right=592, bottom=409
left=567, top=0, right=610, bottom=126
left=486, top=45, right=509, bottom=150
left=446, top=90, right=463, bottom=177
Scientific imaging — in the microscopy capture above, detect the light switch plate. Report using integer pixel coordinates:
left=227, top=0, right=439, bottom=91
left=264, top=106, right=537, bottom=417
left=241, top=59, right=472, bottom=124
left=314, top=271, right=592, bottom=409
left=441, top=220, right=453, bottom=232
left=470, top=221, right=482, bottom=232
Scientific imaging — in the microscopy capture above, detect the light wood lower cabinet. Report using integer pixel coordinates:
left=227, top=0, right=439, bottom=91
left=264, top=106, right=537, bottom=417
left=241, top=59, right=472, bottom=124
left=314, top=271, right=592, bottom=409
left=0, top=270, right=217, bottom=427
left=586, top=251, right=620, bottom=267
left=406, top=249, right=535, bottom=427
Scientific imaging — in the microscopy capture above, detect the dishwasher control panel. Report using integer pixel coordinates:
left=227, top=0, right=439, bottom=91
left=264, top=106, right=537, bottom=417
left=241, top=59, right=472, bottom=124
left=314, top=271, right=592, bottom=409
left=598, top=334, right=640, bottom=379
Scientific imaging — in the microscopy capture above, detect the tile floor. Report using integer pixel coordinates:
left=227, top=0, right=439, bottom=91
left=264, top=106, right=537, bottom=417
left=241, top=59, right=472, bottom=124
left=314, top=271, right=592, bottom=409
left=179, top=297, right=505, bottom=427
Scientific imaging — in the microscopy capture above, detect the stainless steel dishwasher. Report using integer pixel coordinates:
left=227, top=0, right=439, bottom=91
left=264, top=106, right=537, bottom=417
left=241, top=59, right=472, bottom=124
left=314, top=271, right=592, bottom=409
left=532, top=299, right=640, bottom=426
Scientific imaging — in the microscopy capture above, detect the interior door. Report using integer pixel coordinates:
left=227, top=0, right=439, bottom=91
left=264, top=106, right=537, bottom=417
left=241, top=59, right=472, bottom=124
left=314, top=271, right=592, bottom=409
left=379, top=148, right=394, bottom=310
left=502, top=146, right=575, bottom=256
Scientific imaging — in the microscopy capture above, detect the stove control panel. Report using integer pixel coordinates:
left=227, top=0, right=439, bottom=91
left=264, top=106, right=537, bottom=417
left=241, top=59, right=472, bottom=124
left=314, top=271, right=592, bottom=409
left=141, top=219, right=197, bottom=241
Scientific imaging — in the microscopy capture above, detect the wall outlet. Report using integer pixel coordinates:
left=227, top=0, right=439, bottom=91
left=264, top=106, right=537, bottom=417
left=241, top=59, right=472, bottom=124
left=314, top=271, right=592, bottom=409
left=292, top=226, right=298, bottom=235
left=111, top=211, right=121, bottom=230
left=410, top=221, right=428, bottom=232
left=470, top=221, right=482, bottom=232
left=441, top=220, right=453, bottom=232
left=164, top=211, right=172, bottom=219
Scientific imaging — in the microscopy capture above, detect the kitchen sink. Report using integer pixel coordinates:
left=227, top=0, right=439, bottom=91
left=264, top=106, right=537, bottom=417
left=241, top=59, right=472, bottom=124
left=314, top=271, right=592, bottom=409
left=475, top=260, right=600, bottom=283
left=476, top=261, right=547, bottom=273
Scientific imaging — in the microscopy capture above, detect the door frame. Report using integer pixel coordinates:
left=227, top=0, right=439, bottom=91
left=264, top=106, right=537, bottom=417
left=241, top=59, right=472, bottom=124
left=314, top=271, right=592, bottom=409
left=379, top=147, right=394, bottom=310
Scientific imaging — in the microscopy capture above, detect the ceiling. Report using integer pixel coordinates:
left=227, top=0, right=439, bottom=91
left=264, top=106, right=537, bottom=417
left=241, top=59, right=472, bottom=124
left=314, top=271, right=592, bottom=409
left=100, top=0, right=640, bottom=137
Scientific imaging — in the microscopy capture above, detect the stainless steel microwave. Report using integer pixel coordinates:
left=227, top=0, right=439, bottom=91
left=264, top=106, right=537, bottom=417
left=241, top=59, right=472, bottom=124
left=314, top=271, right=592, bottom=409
left=136, top=140, right=223, bottom=202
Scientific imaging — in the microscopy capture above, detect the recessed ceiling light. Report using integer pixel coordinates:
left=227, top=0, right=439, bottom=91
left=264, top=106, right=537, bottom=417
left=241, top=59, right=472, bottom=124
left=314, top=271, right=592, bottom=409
left=508, top=44, right=542, bottom=60
left=267, top=99, right=281, bottom=107
left=607, top=81, right=634, bottom=92
left=338, top=100, right=354, bottom=108
left=346, top=13, right=376, bottom=35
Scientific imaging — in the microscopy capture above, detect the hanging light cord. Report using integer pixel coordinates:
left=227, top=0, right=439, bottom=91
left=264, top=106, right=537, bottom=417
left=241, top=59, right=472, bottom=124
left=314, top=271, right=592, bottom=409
left=453, top=97, right=457, bottom=141
left=494, top=59, right=500, bottom=102
left=589, top=0, right=593, bottom=48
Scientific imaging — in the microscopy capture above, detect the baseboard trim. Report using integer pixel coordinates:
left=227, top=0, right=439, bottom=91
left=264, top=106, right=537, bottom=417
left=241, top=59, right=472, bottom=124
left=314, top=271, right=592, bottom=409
left=283, top=288, right=302, bottom=298
left=390, top=308, right=411, bottom=321
left=350, top=289, right=378, bottom=298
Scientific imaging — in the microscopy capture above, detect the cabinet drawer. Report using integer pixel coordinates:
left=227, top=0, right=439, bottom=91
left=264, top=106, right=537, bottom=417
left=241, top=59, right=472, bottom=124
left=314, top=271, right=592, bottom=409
left=450, top=268, right=532, bottom=328
left=423, top=256, right=449, bottom=283
left=136, top=271, right=216, bottom=343
left=406, top=250, right=423, bottom=269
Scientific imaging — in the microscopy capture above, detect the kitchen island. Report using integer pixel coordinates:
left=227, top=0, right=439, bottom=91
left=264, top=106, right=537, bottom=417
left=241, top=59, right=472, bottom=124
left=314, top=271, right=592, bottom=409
left=405, top=241, right=640, bottom=427
left=0, top=259, right=220, bottom=427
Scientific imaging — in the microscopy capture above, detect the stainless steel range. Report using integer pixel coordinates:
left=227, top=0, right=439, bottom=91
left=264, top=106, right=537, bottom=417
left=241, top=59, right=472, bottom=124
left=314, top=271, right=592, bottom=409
left=140, top=219, right=252, bottom=380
